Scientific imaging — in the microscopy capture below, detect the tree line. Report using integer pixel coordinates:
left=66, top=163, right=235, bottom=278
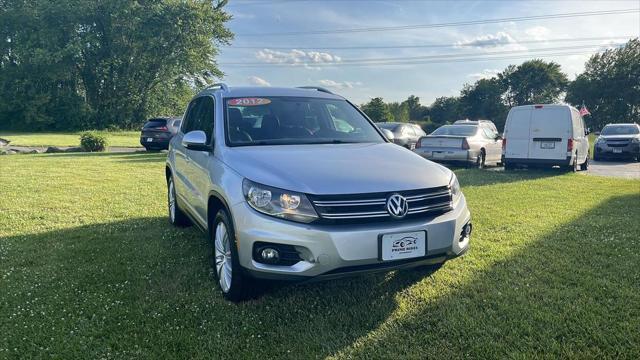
left=361, top=38, right=639, bottom=132
left=0, top=0, right=232, bottom=131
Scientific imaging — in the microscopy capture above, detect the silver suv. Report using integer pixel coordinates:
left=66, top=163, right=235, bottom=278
left=166, top=84, right=472, bottom=301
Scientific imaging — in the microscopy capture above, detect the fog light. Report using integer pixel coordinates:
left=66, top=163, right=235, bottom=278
left=463, top=223, right=473, bottom=237
left=260, top=248, right=280, bottom=263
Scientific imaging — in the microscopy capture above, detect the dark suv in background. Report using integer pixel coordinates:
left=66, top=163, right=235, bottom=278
left=376, top=122, right=426, bottom=149
left=140, top=117, right=182, bottom=151
left=594, top=123, right=640, bottom=161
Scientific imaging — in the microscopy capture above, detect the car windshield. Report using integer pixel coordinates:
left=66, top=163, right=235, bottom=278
left=431, top=125, right=478, bottom=136
left=225, top=96, right=384, bottom=146
left=601, top=125, right=639, bottom=135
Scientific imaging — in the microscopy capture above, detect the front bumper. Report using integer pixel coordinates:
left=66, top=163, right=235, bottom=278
left=503, top=156, right=573, bottom=167
left=595, top=143, right=640, bottom=159
left=231, top=195, right=471, bottom=280
left=414, top=148, right=479, bottom=164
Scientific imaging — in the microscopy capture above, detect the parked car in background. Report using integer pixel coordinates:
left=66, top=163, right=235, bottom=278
left=593, top=123, right=640, bottom=161
left=376, top=122, right=426, bottom=149
left=414, top=124, right=502, bottom=168
left=140, top=117, right=182, bottom=151
left=502, top=104, right=589, bottom=171
left=454, top=119, right=499, bottom=134
left=166, top=84, right=472, bottom=301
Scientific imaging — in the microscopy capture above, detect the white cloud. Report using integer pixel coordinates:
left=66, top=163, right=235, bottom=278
left=255, top=49, right=341, bottom=65
left=318, top=79, right=362, bottom=90
left=467, top=69, right=501, bottom=80
left=456, top=32, right=520, bottom=48
left=525, top=26, right=552, bottom=41
left=247, top=76, right=271, bottom=87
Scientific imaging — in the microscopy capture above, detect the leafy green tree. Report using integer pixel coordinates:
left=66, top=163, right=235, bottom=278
left=0, top=0, right=232, bottom=131
left=361, top=97, right=393, bottom=122
left=402, top=95, right=426, bottom=121
left=428, top=96, right=461, bottom=125
left=499, top=59, right=569, bottom=106
left=459, top=78, right=509, bottom=130
left=566, top=38, right=639, bottom=130
left=387, top=102, right=410, bottom=122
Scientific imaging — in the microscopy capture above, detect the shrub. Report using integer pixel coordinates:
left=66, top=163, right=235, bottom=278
left=80, top=132, right=108, bottom=152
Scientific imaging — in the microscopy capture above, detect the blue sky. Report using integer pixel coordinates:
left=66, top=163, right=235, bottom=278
left=218, top=0, right=639, bottom=105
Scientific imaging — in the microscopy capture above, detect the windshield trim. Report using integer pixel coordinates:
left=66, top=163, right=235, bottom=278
left=222, top=96, right=388, bottom=148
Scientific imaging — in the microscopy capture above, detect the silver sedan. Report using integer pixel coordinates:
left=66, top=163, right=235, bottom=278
left=414, top=124, right=503, bottom=168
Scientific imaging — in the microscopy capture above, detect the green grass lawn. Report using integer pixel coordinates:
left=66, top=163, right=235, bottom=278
left=0, top=131, right=141, bottom=148
left=1, top=153, right=639, bottom=358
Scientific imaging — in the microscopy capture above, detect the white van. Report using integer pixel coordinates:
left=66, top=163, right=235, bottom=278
left=502, top=104, right=590, bottom=171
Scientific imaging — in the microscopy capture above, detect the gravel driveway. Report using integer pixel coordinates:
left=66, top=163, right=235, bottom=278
left=586, top=160, right=640, bottom=179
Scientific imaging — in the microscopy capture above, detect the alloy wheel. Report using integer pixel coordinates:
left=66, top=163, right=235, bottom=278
left=214, top=222, right=233, bottom=293
left=168, top=179, right=176, bottom=222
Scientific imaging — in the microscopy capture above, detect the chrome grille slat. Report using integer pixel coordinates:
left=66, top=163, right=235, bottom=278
left=408, top=203, right=453, bottom=214
left=405, top=191, right=451, bottom=202
left=314, top=200, right=386, bottom=207
left=311, top=186, right=453, bottom=223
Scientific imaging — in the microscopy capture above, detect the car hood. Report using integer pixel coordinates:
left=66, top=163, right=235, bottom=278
left=222, top=143, right=452, bottom=195
left=599, top=135, right=639, bottom=140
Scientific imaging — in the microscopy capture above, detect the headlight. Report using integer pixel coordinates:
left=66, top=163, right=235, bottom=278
left=242, top=179, right=318, bottom=223
left=449, top=173, right=462, bottom=202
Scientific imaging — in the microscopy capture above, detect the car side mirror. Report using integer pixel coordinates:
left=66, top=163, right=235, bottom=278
left=585, top=128, right=591, bottom=136
left=182, top=130, right=210, bottom=151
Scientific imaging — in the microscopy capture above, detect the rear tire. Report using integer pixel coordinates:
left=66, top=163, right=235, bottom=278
left=567, top=158, right=578, bottom=172
left=475, top=150, right=486, bottom=169
left=168, top=176, right=190, bottom=227
left=212, top=209, right=259, bottom=302
left=580, top=156, right=589, bottom=171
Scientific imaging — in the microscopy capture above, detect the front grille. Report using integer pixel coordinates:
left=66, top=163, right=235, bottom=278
left=310, top=186, right=452, bottom=224
left=606, top=140, right=631, bottom=147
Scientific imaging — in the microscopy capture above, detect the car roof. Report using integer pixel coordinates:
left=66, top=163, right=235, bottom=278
left=510, top=104, right=579, bottom=112
left=198, top=86, right=345, bottom=100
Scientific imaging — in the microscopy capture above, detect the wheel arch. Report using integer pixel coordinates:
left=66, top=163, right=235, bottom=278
left=207, top=190, right=233, bottom=230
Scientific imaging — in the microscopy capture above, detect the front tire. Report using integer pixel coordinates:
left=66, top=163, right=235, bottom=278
left=212, top=209, right=258, bottom=302
left=168, top=176, right=190, bottom=227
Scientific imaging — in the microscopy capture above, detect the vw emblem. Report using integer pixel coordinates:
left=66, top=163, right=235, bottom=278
left=386, top=194, right=409, bottom=219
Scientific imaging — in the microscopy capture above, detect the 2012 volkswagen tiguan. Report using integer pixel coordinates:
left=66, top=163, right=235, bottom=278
left=166, top=84, right=472, bottom=301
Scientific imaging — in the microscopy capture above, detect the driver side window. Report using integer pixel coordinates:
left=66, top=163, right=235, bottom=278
left=182, top=97, right=215, bottom=144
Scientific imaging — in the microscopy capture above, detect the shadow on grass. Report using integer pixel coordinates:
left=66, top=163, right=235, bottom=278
left=3, top=194, right=638, bottom=358
left=1, top=216, right=432, bottom=358
left=330, top=193, right=640, bottom=358
left=43, top=151, right=166, bottom=163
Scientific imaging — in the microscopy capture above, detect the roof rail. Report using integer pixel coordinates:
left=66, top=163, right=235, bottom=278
left=297, top=86, right=334, bottom=94
left=204, top=83, right=229, bottom=92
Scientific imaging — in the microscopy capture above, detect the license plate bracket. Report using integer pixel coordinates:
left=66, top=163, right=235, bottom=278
left=147, top=137, right=153, bottom=142
left=613, top=148, right=622, bottom=153
left=378, top=231, right=427, bottom=261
